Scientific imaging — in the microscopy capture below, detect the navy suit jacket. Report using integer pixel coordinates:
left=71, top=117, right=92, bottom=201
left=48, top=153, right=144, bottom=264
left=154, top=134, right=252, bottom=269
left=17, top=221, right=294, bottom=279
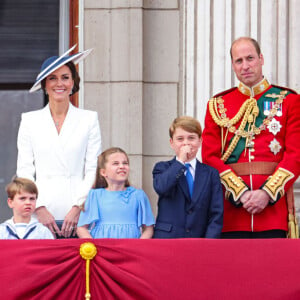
left=153, top=158, right=223, bottom=238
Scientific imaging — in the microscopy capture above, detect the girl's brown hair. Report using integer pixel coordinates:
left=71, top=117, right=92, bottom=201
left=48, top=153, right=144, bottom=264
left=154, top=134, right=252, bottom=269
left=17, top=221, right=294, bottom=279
left=94, top=147, right=130, bottom=188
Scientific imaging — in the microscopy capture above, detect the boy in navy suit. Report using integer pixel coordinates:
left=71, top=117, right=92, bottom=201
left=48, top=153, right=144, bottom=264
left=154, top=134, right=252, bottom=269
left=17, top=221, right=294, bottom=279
left=153, top=116, right=223, bottom=238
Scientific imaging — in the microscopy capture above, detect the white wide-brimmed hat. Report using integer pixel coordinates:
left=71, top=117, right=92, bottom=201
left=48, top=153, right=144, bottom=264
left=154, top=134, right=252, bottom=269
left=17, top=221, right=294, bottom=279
left=29, top=45, right=93, bottom=93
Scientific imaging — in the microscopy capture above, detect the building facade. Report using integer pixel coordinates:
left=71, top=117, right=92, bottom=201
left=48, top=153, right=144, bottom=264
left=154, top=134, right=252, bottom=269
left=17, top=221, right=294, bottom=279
left=82, top=0, right=300, bottom=217
left=0, top=0, right=299, bottom=222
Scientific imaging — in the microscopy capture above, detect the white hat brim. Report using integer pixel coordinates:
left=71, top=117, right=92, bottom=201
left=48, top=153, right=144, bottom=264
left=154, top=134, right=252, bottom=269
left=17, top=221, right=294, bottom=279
left=29, top=47, right=93, bottom=93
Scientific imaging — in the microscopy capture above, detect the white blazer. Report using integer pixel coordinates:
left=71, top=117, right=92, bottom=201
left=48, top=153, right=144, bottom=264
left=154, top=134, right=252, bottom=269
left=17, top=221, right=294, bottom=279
left=17, top=103, right=102, bottom=220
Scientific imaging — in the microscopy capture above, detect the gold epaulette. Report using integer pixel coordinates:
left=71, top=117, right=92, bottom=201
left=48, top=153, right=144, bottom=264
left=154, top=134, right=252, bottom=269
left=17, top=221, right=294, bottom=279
left=262, top=168, right=294, bottom=202
left=220, top=169, right=248, bottom=202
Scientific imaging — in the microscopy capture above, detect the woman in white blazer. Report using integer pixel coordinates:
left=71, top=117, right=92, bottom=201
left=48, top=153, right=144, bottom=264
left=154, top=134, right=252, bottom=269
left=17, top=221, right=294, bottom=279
left=17, top=46, right=101, bottom=238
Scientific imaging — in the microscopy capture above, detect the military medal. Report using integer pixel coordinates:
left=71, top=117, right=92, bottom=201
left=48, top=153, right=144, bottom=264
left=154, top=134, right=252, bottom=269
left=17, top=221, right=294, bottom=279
left=264, top=101, right=282, bottom=116
left=267, top=118, right=282, bottom=135
left=264, top=101, right=270, bottom=116
left=269, top=138, right=282, bottom=155
left=276, top=103, right=282, bottom=116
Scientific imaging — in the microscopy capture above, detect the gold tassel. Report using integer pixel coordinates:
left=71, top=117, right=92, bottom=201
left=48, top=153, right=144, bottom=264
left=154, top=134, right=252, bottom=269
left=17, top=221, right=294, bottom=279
left=286, top=188, right=299, bottom=239
left=288, top=214, right=299, bottom=239
left=80, top=242, right=97, bottom=300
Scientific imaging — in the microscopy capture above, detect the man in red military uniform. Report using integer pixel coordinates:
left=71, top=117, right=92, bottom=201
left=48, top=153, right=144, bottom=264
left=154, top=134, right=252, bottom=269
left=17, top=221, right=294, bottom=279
left=202, top=37, right=300, bottom=238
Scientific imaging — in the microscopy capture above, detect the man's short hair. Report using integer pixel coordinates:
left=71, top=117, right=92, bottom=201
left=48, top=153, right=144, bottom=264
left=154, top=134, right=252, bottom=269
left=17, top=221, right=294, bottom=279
left=230, top=37, right=261, bottom=59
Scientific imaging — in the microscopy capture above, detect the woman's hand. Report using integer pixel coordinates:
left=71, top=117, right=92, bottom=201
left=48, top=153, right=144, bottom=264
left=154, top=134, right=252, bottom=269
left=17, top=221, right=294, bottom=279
left=35, top=206, right=61, bottom=237
left=62, top=206, right=81, bottom=237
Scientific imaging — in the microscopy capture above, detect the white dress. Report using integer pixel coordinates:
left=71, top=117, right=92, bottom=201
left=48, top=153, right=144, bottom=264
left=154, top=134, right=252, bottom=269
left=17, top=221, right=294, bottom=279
left=17, top=103, right=102, bottom=220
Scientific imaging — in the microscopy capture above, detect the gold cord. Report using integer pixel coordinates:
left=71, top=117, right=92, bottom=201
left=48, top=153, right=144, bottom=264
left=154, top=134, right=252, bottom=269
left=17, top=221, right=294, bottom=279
left=208, top=91, right=286, bottom=163
left=80, top=242, right=97, bottom=300
left=208, top=97, right=252, bottom=128
left=209, top=97, right=257, bottom=162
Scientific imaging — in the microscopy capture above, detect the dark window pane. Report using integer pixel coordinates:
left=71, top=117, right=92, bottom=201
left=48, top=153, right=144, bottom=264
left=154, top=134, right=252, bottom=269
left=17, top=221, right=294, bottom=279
left=0, top=0, right=59, bottom=84
left=0, top=90, right=44, bottom=222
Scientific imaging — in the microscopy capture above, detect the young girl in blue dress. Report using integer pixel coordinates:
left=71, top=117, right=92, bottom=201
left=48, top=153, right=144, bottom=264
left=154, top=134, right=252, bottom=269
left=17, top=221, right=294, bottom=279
left=77, top=147, right=155, bottom=238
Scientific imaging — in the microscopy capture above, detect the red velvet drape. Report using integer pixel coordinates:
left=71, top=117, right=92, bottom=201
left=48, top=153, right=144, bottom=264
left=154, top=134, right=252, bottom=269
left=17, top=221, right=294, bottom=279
left=1, top=239, right=300, bottom=299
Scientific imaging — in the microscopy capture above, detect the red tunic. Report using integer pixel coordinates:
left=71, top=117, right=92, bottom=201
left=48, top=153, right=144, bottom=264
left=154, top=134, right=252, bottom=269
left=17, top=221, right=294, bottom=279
left=202, top=82, right=300, bottom=232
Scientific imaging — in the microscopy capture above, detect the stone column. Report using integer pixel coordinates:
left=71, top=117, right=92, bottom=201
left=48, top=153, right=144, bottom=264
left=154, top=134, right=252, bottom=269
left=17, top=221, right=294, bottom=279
left=142, top=0, right=180, bottom=214
left=83, top=0, right=144, bottom=188
left=83, top=0, right=180, bottom=214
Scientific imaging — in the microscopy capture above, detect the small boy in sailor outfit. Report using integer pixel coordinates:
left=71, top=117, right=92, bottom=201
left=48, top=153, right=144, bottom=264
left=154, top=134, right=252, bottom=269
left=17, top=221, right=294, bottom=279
left=0, top=177, right=54, bottom=239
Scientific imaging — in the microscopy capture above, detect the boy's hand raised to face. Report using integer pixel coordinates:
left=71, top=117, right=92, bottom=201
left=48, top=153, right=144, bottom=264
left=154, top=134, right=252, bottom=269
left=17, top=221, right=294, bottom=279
left=178, top=145, right=193, bottom=163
